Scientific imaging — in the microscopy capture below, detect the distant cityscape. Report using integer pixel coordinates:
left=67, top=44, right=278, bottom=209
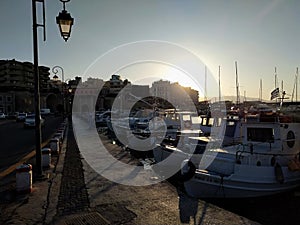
left=1, top=59, right=299, bottom=115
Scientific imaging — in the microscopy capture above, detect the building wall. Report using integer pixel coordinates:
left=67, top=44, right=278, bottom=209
left=150, top=80, right=171, bottom=100
left=0, top=92, right=15, bottom=113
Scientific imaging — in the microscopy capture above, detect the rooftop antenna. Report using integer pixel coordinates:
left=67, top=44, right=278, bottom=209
left=235, top=61, right=240, bottom=105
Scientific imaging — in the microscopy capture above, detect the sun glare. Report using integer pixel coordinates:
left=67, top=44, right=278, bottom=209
left=162, top=66, right=204, bottom=94
left=118, top=62, right=205, bottom=98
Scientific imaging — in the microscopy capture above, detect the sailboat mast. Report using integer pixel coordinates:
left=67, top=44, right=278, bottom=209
left=275, top=67, right=278, bottom=103
left=259, top=79, right=263, bottom=102
left=204, top=66, right=207, bottom=102
left=274, top=67, right=278, bottom=88
left=235, top=61, right=240, bottom=105
left=219, top=65, right=221, bottom=102
left=280, top=80, right=285, bottom=108
left=296, top=67, right=298, bottom=102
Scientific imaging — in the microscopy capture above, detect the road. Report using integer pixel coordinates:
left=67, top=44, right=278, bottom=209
left=0, top=116, right=64, bottom=173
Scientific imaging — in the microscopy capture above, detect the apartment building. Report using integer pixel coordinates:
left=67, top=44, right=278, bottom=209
left=0, top=59, right=50, bottom=113
left=150, top=79, right=199, bottom=109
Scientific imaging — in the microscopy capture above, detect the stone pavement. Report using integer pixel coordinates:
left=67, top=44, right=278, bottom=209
left=0, top=121, right=261, bottom=225
left=56, top=127, right=89, bottom=216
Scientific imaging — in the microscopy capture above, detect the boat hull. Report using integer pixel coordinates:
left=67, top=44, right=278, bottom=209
left=184, top=165, right=300, bottom=198
left=153, top=144, right=203, bottom=172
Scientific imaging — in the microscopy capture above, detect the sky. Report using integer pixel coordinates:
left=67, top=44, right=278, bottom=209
left=0, top=0, right=300, bottom=102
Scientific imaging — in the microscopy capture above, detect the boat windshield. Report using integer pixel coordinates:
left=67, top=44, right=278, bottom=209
left=247, top=127, right=274, bottom=142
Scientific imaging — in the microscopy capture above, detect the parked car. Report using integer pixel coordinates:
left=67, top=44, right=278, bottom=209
left=16, top=113, right=27, bottom=122
left=7, top=112, right=18, bottom=120
left=40, top=108, right=51, bottom=115
left=24, top=114, right=45, bottom=128
left=0, top=113, right=6, bottom=119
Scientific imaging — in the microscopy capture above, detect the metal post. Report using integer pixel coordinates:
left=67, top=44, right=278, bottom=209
left=32, top=0, right=43, bottom=178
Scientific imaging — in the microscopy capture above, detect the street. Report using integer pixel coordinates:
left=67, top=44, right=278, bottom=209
left=0, top=116, right=63, bottom=172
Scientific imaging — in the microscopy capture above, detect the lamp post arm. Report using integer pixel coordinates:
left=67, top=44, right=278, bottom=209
left=52, top=65, right=65, bottom=118
left=52, top=65, right=64, bottom=83
left=60, top=0, right=71, bottom=11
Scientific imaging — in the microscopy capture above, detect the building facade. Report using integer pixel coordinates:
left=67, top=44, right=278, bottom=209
left=0, top=60, right=200, bottom=115
left=0, top=59, right=50, bottom=113
left=150, top=79, right=199, bottom=110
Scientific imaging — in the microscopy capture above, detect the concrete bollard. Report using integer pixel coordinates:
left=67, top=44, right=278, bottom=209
left=42, top=148, right=51, bottom=168
left=57, top=128, right=65, bottom=138
left=54, top=131, right=63, bottom=143
left=16, top=164, right=32, bottom=194
left=49, top=138, right=60, bottom=155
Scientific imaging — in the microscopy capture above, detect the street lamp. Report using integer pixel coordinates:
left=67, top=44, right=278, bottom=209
left=52, top=66, right=65, bottom=117
left=32, top=0, right=74, bottom=178
left=56, top=0, right=74, bottom=42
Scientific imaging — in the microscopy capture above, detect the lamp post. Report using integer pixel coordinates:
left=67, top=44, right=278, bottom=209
left=52, top=66, right=65, bottom=117
left=32, top=0, right=74, bottom=178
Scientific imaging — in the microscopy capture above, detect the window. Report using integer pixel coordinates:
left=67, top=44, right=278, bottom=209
left=247, top=127, right=274, bottom=142
left=202, top=118, right=207, bottom=126
left=182, top=115, right=191, bottom=121
left=208, top=118, right=215, bottom=126
left=286, top=131, right=295, bottom=148
left=191, top=116, right=201, bottom=124
left=0, top=96, right=3, bottom=102
left=6, top=96, right=11, bottom=102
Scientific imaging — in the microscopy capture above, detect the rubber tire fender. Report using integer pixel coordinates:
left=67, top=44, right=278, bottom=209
left=180, top=159, right=196, bottom=182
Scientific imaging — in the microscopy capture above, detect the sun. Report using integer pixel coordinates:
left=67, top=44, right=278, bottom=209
left=161, top=66, right=205, bottom=98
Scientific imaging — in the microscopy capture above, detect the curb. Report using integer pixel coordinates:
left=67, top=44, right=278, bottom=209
left=44, top=124, right=69, bottom=225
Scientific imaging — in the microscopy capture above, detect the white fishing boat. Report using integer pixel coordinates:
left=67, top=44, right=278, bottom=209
left=182, top=111, right=300, bottom=198
left=130, top=109, right=201, bottom=145
left=153, top=114, right=242, bottom=171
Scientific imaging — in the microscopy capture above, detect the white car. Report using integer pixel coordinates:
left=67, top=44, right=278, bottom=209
left=24, top=114, right=45, bottom=128
left=16, top=113, right=27, bottom=122
left=0, top=113, right=6, bottom=119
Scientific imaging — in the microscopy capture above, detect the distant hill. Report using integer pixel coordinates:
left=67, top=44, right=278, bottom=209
left=211, top=96, right=265, bottom=103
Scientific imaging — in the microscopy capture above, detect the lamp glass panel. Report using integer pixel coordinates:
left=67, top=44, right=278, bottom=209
left=59, top=20, right=72, bottom=33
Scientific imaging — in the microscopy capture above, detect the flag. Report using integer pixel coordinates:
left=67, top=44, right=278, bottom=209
left=270, top=87, right=279, bottom=100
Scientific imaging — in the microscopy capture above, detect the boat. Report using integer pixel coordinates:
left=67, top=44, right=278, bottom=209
left=95, top=110, right=111, bottom=127
left=153, top=111, right=242, bottom=172
left=182, top=111, right=300, bottom=198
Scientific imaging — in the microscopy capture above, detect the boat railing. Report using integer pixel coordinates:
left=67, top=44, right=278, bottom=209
left=235, top=144, right=299, bottom=165
left=245, top=111, right=295, bottom=123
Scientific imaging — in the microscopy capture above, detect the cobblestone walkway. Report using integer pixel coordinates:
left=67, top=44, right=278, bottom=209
left=56, top=124, right=90, bottom=216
